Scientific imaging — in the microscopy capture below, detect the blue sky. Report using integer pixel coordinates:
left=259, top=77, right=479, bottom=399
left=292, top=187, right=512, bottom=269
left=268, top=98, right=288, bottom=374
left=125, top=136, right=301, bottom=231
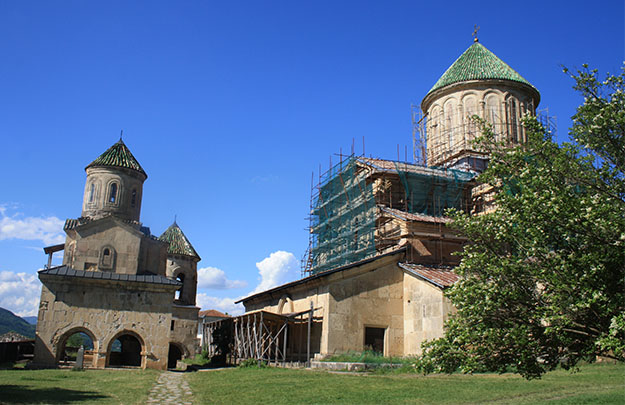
left=0, top=1, right=622, bottom=316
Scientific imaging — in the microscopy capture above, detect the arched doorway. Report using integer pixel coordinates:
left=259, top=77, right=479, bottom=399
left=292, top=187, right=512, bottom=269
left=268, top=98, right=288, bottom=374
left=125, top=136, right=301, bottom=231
left=168, top=343, right=183, bottom=369
left=57, top=329, right=96, bottom=368
left=107, top=332, right=143, bottom=367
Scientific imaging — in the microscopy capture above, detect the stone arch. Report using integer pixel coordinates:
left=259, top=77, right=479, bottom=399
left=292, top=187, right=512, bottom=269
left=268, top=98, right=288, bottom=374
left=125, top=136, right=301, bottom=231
left=172, top=266, right=196, bottom=305
left=167, top=342, right=187, bottom=369
left=106, top=330, right=145, bottom=368
left=277, top=295, right=294, bottom=315
left=55, top=326, right=98, bottom=367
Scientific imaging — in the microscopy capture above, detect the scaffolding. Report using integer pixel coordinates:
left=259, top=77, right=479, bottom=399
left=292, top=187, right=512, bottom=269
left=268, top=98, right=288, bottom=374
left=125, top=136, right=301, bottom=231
left=412, top=103, right=557, bottom=169
left=302, top=156, right=474, bottom=276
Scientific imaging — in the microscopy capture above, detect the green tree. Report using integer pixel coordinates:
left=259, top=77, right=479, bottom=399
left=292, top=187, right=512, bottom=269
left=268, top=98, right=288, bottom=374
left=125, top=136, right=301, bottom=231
left=419, top=66, right=625, bottom=379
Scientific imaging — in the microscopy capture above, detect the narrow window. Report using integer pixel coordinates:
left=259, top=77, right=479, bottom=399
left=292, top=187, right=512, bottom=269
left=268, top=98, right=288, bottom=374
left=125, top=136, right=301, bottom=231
left=510, top=100, right=518, bottom=143
left=109, top=183, right=117, bottom=203
left=175, top=274, right=185, bottom=301
left=89, top=183, right=95, bottom=203
left=131, top=189, right=137, bottom=207
left=171, top=320, right=175, bottom=331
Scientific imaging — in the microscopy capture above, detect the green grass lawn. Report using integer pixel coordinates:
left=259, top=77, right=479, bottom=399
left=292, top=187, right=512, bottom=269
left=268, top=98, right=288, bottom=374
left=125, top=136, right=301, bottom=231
left=188, top=362, right=625, bottom=405
left=0, top=368, right=158, bottom=404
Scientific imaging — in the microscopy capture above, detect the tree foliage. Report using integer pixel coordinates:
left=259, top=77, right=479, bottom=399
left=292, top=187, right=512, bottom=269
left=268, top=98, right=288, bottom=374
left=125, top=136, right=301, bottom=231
left=419, top=66, right=625, bottom=379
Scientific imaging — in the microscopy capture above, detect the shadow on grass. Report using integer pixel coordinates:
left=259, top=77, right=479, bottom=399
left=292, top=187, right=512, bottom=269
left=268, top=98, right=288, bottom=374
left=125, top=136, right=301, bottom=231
left=0, top=385, right=108, bottom=404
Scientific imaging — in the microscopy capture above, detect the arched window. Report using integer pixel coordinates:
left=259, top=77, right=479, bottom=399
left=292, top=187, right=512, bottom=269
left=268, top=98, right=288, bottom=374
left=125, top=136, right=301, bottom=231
left=89, top=183, right=95, bottom=203
left=109, top=183, right=118, bottom=203
left=509, top=99, right=519, bottom=143
left=175, top=273, right=185, bottom=301
left=100, top=246, right=115, bottom=270
left=131, top=189, right=137, bottom=208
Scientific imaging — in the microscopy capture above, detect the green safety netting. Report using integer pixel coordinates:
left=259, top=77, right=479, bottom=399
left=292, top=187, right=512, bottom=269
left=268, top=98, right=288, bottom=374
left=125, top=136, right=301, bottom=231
left=308, top=157, right=474, bottom=274
left=393, top=162, right=474, bottom=216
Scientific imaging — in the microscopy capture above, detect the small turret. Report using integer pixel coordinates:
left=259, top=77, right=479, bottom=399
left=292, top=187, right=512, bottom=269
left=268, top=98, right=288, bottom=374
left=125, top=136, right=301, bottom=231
left=158, top=221, right=200, bottom=306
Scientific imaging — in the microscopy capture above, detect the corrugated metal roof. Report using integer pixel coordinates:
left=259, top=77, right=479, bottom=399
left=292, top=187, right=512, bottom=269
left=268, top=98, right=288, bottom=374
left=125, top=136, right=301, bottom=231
left=38, top=265, right=181, bottom=286
left=399, top=263, right=459, bottom=288
left=427, top=41, right=537, bottom=96
left=158, top=222, right=200, bottom=260
left=86, top=139, right=147, bottom=177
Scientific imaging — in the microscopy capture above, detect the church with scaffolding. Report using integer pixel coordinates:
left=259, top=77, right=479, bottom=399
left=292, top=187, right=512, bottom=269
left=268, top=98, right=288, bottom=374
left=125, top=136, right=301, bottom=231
left=205, top=38, right=554, bottom=364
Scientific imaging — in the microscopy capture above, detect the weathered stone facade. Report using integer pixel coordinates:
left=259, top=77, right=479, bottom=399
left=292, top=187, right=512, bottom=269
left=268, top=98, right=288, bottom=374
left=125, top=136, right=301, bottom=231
left=34, top=140, right=201, bottom=370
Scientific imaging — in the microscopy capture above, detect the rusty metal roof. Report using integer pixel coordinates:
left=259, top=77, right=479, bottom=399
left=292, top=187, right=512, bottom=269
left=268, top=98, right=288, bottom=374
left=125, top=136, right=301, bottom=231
left=398, top=263, right=459, bottom=288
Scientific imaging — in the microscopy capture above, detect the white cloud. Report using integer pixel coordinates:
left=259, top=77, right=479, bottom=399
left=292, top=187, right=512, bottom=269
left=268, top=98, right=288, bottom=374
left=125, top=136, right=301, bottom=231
left=251, top=250, right=299, bottom=294
left=0, top=270, right=42, bottom=317
left=0, top=207, right=64, bottom=245
left=197, top=266, right=247, bottom=289
left=196, top=293, right=244, bottom=316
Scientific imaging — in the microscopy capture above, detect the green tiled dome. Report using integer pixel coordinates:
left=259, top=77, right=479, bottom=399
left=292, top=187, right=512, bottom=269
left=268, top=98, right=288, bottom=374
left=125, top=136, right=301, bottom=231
left=86, top=140, right=147, bottom=177
left=426, top=41, right=537, bottom=96
left=158, top=222, right=200, bottom=260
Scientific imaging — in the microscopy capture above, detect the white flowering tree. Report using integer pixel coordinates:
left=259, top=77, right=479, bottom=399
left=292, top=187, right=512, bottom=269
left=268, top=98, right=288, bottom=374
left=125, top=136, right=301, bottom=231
left=419, top=66, right=625, bottom=379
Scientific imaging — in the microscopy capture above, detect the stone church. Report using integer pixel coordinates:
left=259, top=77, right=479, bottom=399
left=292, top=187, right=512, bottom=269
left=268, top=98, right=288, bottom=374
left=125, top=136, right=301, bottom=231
left=236, top=39, right=542, bottom=359
left=34, top=140, right=201, bottom=370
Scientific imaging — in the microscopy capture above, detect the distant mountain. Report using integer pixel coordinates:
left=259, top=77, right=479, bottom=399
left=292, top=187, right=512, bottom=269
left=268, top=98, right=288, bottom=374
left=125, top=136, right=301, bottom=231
left=22, top=316, right=37, bottom=325
left=0, top=307, right=36, bottom=338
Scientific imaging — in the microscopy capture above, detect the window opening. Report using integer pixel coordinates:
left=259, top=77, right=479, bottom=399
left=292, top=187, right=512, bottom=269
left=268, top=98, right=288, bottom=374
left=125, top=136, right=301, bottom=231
left=109, top=183, right=118, bottom=203
left=175, top=274, right=185, bottom=301
left=89, top=183, right=95, bottom=203
left=131, top=189, right=137, bottom=207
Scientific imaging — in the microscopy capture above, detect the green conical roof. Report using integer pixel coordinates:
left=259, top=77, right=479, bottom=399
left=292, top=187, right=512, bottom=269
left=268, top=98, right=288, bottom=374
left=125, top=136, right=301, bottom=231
left=426, top=41, right=536, bottom=96
left=158, top=222, right=200, bottom=260
left=86, top=139, right=147, bottom=177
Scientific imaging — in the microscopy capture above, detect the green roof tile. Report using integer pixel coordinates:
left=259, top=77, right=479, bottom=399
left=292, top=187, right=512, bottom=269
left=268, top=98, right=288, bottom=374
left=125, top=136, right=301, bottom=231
left=426, top=41, right=536, bottom=96
left=86, top=140, right=147, bottom=177
left=158, top=222, right=200, bottom=260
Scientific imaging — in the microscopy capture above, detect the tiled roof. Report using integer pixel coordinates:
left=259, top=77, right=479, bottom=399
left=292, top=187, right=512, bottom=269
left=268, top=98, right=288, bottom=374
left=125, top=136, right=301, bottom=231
left=86, top=140, right=147, bottom=177
left=199, top=309, right=230, bottom=318
left=356, top=157, right=475, bottom=181
left=426, top=41, right=536, bottom=96
left=380, top=206, right=451, bottom=224
left=158, top=222, right=200, bottom=260
left=398, top=263, right=459, bottom=288
left=0, top=332, right=32, bottom=343
left=38, top=266, right=181, bottom=286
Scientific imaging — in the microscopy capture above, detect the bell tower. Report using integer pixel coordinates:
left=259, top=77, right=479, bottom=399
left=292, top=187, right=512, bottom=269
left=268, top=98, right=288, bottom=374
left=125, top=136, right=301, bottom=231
left=81, top=138, right=147, bottom=222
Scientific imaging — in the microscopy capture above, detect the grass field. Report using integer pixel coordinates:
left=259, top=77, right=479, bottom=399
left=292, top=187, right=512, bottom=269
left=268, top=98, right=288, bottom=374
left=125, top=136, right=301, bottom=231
left=0, top=368, right=158, bottom=404
left=0, top=363, right=622, bottom=404
left=188, top=362, right=625, bottom=405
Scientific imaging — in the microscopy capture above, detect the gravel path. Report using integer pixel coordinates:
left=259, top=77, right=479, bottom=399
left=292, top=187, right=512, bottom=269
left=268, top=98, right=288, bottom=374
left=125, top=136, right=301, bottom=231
left=146, top=371, right=193, bottom=404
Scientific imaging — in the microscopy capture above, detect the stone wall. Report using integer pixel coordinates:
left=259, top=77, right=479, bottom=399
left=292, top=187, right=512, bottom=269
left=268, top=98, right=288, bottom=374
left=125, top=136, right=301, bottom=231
left=171, top=305, right=200, bottom=357
left=34, top=277, right=176, bottom=370
left=402, top=273, right=452, bottom=355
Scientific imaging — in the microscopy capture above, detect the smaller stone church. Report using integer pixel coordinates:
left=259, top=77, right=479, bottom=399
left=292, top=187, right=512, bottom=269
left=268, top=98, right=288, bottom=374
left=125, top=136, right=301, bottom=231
left=34, top=139, right=200, bottom=370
